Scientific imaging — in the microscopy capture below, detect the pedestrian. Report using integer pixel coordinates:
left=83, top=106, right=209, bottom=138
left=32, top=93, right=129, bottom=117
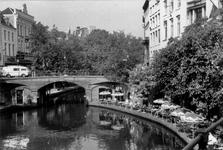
left=31, top=65, right=35, bottom=77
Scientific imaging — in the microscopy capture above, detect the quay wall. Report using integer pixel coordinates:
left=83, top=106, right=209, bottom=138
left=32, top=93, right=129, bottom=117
left=88, top=103, right=191, bottom=146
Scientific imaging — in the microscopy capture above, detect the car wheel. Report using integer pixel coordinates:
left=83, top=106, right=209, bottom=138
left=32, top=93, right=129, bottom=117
left=6, top=74, right=11, bottom=78
left=21, top=74, right=26, bottom=77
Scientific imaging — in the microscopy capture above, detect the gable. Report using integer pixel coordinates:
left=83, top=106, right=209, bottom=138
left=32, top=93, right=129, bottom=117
left=2, top=7, right=14, bottom=15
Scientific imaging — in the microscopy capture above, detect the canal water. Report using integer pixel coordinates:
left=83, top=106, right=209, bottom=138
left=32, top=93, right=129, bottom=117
left=0, top=98, right=186, bottom=150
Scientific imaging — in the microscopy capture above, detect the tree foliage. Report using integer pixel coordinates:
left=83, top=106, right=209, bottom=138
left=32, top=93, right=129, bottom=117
left=29, top=23, right=144, bottom=82
left=83, top=30, right=144, bottom=83
left=150, top=16, right=223, bottom=117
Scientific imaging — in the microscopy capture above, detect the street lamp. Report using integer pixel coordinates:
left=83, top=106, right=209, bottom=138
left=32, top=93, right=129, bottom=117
left=17, top=59, right=20, bottom=76
left=64, top=54, right=67, bottom=75
left=142, top=37, right=149, bottom=66
left=17, top=59, right=19, bottom=66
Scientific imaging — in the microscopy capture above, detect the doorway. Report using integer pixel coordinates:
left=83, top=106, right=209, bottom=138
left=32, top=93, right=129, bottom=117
left=16, top=90, right=23, bottom=104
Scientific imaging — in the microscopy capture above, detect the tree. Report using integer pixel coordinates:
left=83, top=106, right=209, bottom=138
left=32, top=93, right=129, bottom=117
left=102, top=31, right=144, bottom=83
left=152, top=37, right=181, bottom=98
left=151, top=16, right=223, bottom=118
left=83, top=30, right=144, bottom=81
left=30, top=23, right=144, bottom=79
left=29, top=22, right=51, bottom=70
left=172, top=18, right=223, bottom=117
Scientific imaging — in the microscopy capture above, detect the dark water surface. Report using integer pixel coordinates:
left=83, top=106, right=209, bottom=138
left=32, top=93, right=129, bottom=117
left=0, top=103, right=186, bottom=150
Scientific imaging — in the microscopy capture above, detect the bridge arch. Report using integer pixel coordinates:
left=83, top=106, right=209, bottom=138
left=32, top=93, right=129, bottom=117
left=89, top=81, right=128, bottom=104
left=1, top=76, right=112, bottom=105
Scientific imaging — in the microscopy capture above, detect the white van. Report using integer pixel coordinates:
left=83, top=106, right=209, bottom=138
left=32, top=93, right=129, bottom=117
left=2, top=65, right=31, bottom=77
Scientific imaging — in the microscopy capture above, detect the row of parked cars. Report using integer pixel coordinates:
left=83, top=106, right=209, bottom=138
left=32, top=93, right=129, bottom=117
left=0, top=65, right=31, bottom=78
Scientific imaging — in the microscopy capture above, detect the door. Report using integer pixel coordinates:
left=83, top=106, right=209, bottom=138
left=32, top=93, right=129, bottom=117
left=16, top=90, right=23, bottom=104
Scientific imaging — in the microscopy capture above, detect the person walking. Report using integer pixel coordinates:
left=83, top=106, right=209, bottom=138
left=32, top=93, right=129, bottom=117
left=31, top=65, right=35, bottom=77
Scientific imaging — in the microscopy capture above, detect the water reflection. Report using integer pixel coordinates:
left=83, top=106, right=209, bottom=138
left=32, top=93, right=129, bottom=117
left=0, top=104, right=186, bottom=150
left=92, top=109, right=185, bottom=150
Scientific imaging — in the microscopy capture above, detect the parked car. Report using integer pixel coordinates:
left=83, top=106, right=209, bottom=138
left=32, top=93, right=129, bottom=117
left=1, top=65, right=31, bottom=77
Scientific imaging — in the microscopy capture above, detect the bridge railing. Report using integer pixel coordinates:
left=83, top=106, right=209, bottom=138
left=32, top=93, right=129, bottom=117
left=35, top=70, right=104, bottom=77
left=183, top=118, right=223, bottom=150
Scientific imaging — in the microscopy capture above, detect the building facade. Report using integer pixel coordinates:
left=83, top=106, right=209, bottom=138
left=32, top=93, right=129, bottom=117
left=0, top=12, right=17, bottom=66
left=143, top=0, right=221, bottom=64
left=1, top=4, right=35, bottom=66
left=74, top=26, right=96, bottom=38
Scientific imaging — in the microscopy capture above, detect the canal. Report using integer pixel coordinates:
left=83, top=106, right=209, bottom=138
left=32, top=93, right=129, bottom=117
left=0, top=93, right=186, bottom=150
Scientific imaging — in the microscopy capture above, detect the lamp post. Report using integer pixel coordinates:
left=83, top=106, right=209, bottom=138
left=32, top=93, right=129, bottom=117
left=142, top=37, right=149, bottom=66
left=64, top=54, right=67, bottom=75
left=17, top=59, right=20, bottom=76
left=17, top=59, right=19, bottom=66
left=142, top=15, right=150, bottom=66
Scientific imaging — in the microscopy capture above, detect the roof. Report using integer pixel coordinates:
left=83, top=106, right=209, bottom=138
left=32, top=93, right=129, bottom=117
left=2, top=7, right=34, bottom=18
left=142, top=0, right=149, bottom=12
left=2, top=7, right=14, bottom=14
left=0, top=12, right=15, bottom=29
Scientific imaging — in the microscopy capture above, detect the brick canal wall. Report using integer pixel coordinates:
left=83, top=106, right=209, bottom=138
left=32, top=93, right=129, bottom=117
left=88, top=103, right=191, bottom=146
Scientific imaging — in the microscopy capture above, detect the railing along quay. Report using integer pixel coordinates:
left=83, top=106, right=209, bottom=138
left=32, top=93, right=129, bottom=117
left=183, top=118, right=223, bottom=150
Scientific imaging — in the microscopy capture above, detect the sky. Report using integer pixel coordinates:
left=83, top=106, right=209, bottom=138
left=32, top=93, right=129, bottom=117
left=0, top=0, right=145, bottom=38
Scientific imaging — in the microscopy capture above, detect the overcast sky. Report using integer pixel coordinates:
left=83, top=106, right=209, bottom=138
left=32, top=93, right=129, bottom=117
left=0, top=0, right=145, bottom=38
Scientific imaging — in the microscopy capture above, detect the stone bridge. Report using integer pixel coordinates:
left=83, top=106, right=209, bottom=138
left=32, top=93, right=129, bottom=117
left=0, top=76, right=126, bottom=105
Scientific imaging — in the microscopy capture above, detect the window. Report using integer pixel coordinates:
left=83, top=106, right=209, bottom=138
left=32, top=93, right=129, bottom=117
left=164, top=0, right=167, bottom=15
left=195, top=8, right=202, bottom=21
left=170, top=0, right=173, bottom=12
left=178, top=0, right=181, bottom=8
left=8, top=44, right=11, bottom=56
left=12, top=44, right=15, bottom=56
left=152, top=5, right=154, bottom=13
left=170, top=18, right=173, bottom=37
left=20, top=25, right=22, bottom=36
left=12, top=33, right=14, bottom=42
left=4, top=30, right=6, bottom=40
left=21, top=69, right=26, bottom=71
left=155, top=31, right=157, bottom=44
left=164, top=21, right=167, bottom=40
left=177, top=15, right=181, bottom=36
left=28, top=28, right=31, bottom=35
left=155, top=15, right=157, bottom=27
left=155, top=3, right=157, bottom=12
left=8, top=31, right=10, bottom=41
left=154, top=16, right=157, bottom=27
left=153, top=17, right=155, bottom=28
left=150, top=33, right=152, bottom=46
left=153, top=32, right=155, bottom=45
left=25, top=27, right=27, bottom=36
left=158, top=29, right=160, bottom=43
left=17, top=25, right=19, bottom=35
left=4, top=43, right=7, bottom=55
left=158, top=13, right=160, bottom=25
left=13, top=68, right=19, bottom=71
